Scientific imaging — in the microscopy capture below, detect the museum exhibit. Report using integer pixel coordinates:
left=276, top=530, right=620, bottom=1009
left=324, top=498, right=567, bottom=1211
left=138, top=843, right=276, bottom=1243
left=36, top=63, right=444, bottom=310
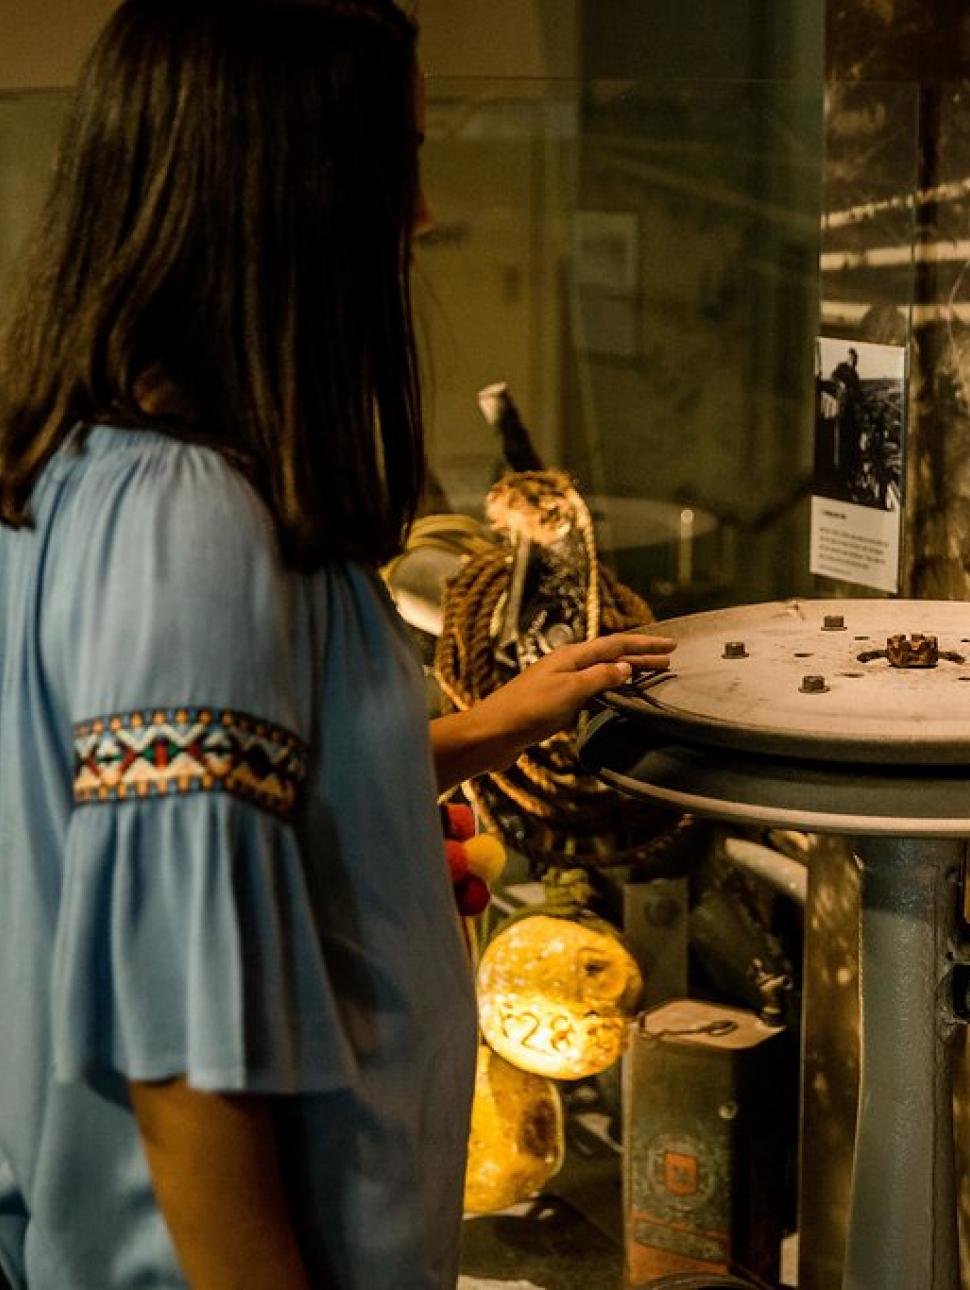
left=4, top=0, right=970, bottom=1288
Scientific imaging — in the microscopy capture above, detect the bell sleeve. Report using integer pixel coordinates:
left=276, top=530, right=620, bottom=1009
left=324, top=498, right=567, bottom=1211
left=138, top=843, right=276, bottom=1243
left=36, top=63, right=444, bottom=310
left=46, top=442, right=354, bottom=1094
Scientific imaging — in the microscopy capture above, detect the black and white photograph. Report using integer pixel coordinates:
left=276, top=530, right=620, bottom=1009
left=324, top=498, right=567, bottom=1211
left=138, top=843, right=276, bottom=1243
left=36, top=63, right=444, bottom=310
left=814, top=337, right=906, bottom=513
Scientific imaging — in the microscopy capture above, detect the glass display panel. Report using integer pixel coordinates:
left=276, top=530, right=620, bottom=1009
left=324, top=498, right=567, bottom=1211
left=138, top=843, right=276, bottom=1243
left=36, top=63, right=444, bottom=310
left=817, top=81, right=921, bottom=600
left=0, top=90, right=68, bottom=304
left=0, top=77, right=854, bottom=618
left=420, top=76, right=827, bottom=616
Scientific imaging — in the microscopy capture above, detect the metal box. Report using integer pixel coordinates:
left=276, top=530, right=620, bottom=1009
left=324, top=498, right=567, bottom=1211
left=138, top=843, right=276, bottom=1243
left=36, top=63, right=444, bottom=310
left=623, top=998, right=786, bottom=1288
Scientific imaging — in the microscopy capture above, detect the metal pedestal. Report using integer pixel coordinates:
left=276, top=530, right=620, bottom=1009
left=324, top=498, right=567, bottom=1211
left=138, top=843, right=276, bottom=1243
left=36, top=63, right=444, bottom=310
left=579, top=708, right=970, bottom=1290
left=576, top=598, right=970, bottom=1289
left=846, top=837, right=963, bottom=1290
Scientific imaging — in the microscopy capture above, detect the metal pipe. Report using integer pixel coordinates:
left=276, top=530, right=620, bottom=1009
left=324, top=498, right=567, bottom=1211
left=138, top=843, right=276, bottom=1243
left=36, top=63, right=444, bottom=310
left=723, top=836, right=807, bottom=905
left=844, top=836, right=964, bottom=1290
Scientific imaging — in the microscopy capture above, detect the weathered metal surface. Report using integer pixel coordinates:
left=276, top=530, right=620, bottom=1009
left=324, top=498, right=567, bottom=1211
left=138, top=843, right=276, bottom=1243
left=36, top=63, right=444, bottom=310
left=579, top=710, right=970, bottom=836
left=799, top=839, right=970, bottom=1290
left=580, top=597, right=970, bottom=1290
left=623, top=878, right=689, bottom=1010
left=844, top=836, right=963, bottom=1290
left=624, top=1000, right=787, bottom=1289
left=606, top=599, right=970, bottom=765
left=798, top=836, right=861, bottom=1290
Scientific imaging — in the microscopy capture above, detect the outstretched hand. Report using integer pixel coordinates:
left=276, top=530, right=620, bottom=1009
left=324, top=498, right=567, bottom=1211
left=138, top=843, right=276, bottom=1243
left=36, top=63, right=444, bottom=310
left=430, top=631, right=676, bottom=793
left=480, top=631, right=676, bottom=752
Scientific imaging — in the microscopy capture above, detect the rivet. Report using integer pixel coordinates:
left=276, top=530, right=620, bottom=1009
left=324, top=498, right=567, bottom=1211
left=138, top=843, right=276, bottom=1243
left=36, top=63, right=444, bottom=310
left=644, top=897, right=680, bottom=928
left=822, top=615, right=846, bottom=632
left=723, top=641, right=748, bottom=659
left=800, top=674, right=828, bottom=694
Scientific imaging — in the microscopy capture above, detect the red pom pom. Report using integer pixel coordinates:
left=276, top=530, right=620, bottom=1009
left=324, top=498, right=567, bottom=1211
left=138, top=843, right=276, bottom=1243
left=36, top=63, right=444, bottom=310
left=444, top=839, right=469, bottom=883
left=444, top=804, right=476, bottom=842
left=455, top=874, right=491, bottom=917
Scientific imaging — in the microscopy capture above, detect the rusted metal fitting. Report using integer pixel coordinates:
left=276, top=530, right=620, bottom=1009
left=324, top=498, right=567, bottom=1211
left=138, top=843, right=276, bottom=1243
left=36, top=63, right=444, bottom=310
left=723, top=641, right=748, bottom=659
left=887, top=633, right=939, bottom=669
left=543, top=622, right=576, bottom=650
left=800, top=675, right=828, bottom=694
left=822, top=614, right=846, bottom=632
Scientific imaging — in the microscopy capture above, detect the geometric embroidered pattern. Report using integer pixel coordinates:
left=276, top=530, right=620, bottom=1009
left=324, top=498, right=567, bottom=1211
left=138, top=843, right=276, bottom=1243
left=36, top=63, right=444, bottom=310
left=73, top=707, right=309, bottom=820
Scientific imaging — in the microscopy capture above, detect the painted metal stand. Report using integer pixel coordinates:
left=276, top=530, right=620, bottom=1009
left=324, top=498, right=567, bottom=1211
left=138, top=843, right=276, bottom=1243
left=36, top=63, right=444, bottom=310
left=582, top=717, right=970, bottom=1287
left=576, top=594, right=970, bottom=1290
left=575, top=601, right=970, bottom=1290
left=845, top=837, right=963, bottom=1290
left=579, top=705, right=970, bottom=1288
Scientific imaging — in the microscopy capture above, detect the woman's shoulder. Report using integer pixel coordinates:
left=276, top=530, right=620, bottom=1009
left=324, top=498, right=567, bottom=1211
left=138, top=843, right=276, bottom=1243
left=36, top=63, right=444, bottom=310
left=40, top=423, right=299, bottom=651
left=40, top=425, right=313, bottom=727
left=49, top=423, right=283, bottom=575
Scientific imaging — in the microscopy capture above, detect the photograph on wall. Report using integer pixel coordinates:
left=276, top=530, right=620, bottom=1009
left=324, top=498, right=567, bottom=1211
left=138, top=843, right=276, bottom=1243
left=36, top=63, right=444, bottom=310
left=572, top=210, right=640, bottom=358
left=572, top=211, right=640, bottom=294
left=810, top=337, right=907, bottom=594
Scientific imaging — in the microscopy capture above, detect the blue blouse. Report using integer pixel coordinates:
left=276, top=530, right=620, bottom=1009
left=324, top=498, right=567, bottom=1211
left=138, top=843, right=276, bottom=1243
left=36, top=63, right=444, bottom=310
left=0, top=426, right=477, bottom=1288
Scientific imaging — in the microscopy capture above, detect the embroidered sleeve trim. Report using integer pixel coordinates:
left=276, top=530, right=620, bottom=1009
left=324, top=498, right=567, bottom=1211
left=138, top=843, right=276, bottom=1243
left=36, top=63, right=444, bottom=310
left=73, top=708, right=309, bottom=820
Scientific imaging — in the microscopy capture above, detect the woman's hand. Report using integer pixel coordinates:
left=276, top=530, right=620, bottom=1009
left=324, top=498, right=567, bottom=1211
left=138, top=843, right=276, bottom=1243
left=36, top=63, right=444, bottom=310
left=430, top=631, right=675, bottom=792
left=478, top=631, right=675, bottom=750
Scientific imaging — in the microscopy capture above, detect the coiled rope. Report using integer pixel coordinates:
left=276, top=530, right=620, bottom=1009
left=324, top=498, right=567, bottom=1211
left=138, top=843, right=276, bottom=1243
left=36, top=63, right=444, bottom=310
left=434, top=471, right=687, bottom=872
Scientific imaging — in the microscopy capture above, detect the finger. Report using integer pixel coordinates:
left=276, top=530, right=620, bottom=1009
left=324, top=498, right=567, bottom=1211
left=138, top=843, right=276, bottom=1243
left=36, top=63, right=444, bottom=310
left=618, top=635, right=677, bottom=654
left=572, top=659, right=638, bottom=697
left=564, top=632, right=676, bottom=670
left=618, top=652, right=673, bottom=671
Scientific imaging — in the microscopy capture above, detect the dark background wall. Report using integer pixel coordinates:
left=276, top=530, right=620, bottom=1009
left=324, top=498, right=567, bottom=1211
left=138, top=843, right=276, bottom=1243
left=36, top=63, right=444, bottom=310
left=822, top=0, right=970, bottom=601
left=583, top=0, right=823, bottom=83
left=0, top=0, right=115, bottom=88
left=827, top=0, right=970, bottom=81
left=556, top=1, right=825, bottom=611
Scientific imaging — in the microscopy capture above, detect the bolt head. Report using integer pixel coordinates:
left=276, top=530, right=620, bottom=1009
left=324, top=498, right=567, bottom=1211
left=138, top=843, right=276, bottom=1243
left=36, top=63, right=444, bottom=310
left=800, top=674, right=828, bottom=693
left=823, top=615, right=846, bottom=631
left=723, top=641, right=748, bottom=659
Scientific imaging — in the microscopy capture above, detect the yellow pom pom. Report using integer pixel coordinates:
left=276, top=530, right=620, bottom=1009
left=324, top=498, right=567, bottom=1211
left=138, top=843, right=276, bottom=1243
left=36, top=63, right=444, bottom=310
left=464, top=833, right=507, bottom=884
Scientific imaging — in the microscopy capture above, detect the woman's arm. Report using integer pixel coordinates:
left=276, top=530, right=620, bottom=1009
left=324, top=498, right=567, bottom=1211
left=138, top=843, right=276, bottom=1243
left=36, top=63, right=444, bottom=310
left=129, top=1078, right=310, bottom=1290
left=430, top=631, right=675, bottom=794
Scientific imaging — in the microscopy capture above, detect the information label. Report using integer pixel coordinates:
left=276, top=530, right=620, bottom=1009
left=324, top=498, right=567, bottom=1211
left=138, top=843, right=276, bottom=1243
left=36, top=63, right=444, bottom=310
left=810, top=337, right=907, bottom=593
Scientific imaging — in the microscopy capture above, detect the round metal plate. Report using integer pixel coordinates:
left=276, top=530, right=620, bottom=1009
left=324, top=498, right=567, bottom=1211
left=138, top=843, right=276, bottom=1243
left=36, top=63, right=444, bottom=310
left=578, top=709, right=970, bottom=837
left=606, top=599, right=970, bottom=765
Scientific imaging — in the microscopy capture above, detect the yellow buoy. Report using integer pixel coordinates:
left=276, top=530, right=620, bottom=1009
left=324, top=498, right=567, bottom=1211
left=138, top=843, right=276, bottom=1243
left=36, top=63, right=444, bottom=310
left=464, top=1044, right=564, bottom=1214
left=477, top=913, right=643, bottom=1080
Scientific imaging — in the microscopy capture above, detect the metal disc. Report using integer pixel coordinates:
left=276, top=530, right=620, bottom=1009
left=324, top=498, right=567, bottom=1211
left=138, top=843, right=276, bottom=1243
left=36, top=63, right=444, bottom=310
left=605, top=598, right=970, bottom=765
left=578, top=709, right=970, bottom=837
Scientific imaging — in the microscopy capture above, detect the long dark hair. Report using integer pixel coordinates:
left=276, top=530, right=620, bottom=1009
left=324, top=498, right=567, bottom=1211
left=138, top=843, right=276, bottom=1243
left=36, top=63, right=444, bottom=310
left=0, top=0, right=424, bottom=569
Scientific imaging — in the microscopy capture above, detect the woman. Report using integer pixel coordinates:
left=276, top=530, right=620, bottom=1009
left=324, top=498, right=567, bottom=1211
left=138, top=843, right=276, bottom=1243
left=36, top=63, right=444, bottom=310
left=0, top=2, right=674, bottom=1286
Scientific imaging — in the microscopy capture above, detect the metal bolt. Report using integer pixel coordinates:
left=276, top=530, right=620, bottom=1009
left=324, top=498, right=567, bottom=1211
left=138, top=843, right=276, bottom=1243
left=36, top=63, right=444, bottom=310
left=800, top=674, right=828, bottom=694
left=822, top=615, right=846, bottom=632
left=723, top=641, right=748, bottom=659
left=543, top=622, right=576, bottom=650
left=644, top=896, right=680, bottom=928
left=887, top=633, right=940, bottom=669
